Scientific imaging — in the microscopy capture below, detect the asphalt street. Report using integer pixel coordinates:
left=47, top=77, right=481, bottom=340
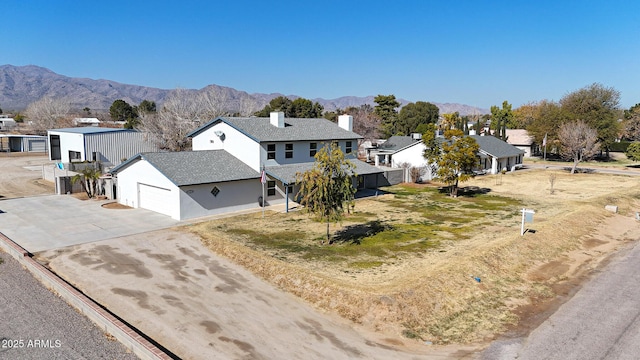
left=481, top=240, right=640, bottom=360
left=0, top=251, right=138, bottom=360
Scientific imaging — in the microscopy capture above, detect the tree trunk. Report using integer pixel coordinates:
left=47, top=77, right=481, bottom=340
left=326, top=222, right=330, bottom=245
left=571, top=159, right=579, bottom=174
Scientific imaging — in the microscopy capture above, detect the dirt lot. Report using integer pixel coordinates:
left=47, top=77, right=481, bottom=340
left=188, top=169, right=640, bottom=345
left=17, top=153, right=640, bottom=358
left=0, top=153, right=54, bottom=199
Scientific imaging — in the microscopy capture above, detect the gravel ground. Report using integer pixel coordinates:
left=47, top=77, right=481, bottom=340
left=0, top=251, right=138, bottom=360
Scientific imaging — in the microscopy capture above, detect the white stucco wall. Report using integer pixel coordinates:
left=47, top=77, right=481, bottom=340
left=116, top=160, right=180, bottom=219
left=48, top=131, right=85, bottom=163
left=179, top=179, right=262, bottom=220
left=192, top=122, right=261, bottom=171
left=391, top=143, right=427, bottom=168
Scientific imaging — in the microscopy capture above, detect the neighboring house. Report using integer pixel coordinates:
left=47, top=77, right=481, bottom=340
left=73, top=117, right=101, bottom=127
left=0, top=117, right=17, bottom=130
left=0, top=134, right=48, bottom=152
left=47, top=127, right=158, bottom=168
left=368, top=134, right=524, bottom=178
left=505, top=129, right=536, bottom=157
left=111, top=113, right=383, bottom=220
left=110, top=150, right=262, bottom=220
left=471, top=135, right=525, bottom=173
left=366, top=134, right=424, bottom=167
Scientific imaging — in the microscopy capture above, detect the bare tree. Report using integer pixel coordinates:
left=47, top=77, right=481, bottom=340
left=198, top=86, right=231, bottom=119
left=345, top=104, right=381, bottom=143
left=24, top=97, right=71, bottom=134
left=558, top=120, right=600, bottom=174
left=139, top=87, right=235, bottom=151
left=237, top=95, right=261, bottom=117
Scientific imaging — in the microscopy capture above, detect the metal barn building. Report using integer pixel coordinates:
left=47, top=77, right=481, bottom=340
left=47, top=128, right=159, bottom=167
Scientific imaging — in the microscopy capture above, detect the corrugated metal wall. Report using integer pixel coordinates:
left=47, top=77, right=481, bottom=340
left=84, top=131, right=158, bottom=167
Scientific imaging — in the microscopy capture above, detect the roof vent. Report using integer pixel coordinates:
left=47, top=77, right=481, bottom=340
left=270, top=112, right=284, bottom=128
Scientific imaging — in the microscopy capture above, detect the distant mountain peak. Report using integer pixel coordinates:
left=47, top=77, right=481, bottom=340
left=0, top=64, right=489, bottom=115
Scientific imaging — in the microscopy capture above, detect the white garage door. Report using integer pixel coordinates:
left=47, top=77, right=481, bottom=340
left=28, top=139, right=46, bottom=152
left=138, top=183, right=172, bottom=217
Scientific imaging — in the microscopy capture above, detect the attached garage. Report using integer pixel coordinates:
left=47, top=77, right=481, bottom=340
left=110, top=150, right=261, bottom=220
left=138, top=183, right=172, bottom=217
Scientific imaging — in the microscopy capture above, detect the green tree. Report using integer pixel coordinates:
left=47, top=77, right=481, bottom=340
left=138, top=100, right=157, bottom=114
left=524, top=100, right=567, bottom=154
left=423, top=128, right=479, bottom=197
left=396, top=101, right=439, bottom=135
left=295, top=143, right=357, bottom=244
left=374, top=94, right=401, bottom=137
left=560, top=83, right=620, bottom=157
left=323, top=108, right=344, bottom=122
left=289, top=97, right=324, bottom=118
left=440, top=112, right=460, bottom=131
left=254, top=96, right=323, bottom=118
left=623, top=104, right=640, bottom=141
left=626, top=142, right=640, bottom=161
left=490, top=101, right=513, bottom=140
left=110, top=99, right=138, bottom=128
left=83, top=107, right=91, bottom=116
left=71, top=166, right=102, bottom=198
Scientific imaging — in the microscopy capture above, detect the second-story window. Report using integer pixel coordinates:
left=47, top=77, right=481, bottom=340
left=309, top=142, right=317, bottom=157
left=267, top=144, right=276, bottom=159
left=285, top=143, right=293, bottom=159
left=346, top=141, right=353, bottom=154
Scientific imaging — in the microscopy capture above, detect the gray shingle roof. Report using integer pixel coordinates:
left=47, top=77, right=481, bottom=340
left=471, top=135, right=525, bottom=158
left=377, top=136, right=421, bottom=153
left=266, top=159, right=382, bottom=184
left=111, top=150, right=260, bottom=186
left=187, top=116, right=362, bottom=142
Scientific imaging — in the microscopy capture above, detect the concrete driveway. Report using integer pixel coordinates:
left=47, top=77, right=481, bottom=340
left=0, top=195, right=179, bottom=252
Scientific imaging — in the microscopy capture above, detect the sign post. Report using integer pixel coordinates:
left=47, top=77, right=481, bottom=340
left=521, top=208, right=535, bottom=236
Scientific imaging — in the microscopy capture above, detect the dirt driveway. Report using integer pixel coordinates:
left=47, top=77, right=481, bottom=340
left=38, top=230, right=461, bottom=360
left=0, top=153, right=54, bottom=199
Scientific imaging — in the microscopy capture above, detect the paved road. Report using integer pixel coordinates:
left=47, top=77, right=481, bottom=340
left=481, top=240, right=640, bottom=360
left=0, top=251, right=138, bottom=360
left=0, top=195, right=179, bottom=252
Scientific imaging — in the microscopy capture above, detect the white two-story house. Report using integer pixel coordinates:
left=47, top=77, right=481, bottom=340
left=110, top=112, right=382, bottom=220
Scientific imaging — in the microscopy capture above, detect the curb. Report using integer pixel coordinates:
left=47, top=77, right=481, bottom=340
left=0, top=231, right=173, bottom=360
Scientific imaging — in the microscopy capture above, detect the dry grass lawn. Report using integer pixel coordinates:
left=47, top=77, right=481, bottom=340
left=186, top=169, right=640, bottom=344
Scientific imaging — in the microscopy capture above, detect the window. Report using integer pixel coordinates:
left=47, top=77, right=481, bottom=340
left=309, top=142, right=317, bottom=157
left=285, top=143, right=293, bottom=159
left=267, top=181, right=276, bottom=196
left=210, top=186, right=220, bottom=197
left=346, top=141, right=352, bottom=154
left=267, top=144, right=276, bottom=160
left=69, top=151, right=81, bottom=161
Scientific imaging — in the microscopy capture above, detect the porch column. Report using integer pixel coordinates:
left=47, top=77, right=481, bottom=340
left=385, top=154, right=390, bottom=166
left=285, top=183, right=289, bottom=213
left=374, top=155, right=379, bottom=167
left=491, top=157, right=498, bottom=174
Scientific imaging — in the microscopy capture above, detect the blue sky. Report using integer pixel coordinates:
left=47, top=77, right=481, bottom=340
left=4, top=0, right=640, bottom=109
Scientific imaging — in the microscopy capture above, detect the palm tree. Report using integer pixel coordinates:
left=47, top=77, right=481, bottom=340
left=71, top=167, right=102, bottom=198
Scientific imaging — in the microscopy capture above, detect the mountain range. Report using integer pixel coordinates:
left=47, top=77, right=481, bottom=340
left=0, top=64, right=489, bottom=115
